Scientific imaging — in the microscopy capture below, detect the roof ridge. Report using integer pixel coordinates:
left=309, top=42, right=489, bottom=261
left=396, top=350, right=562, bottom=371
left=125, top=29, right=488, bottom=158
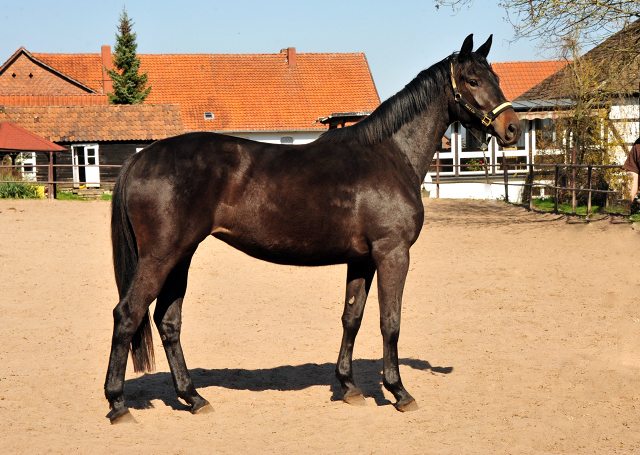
left=493, top=60, right=569, bottom=64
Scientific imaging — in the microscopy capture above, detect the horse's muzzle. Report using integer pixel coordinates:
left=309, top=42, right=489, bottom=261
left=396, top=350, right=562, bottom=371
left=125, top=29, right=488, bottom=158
left=493, top=112, right=522, bottom=147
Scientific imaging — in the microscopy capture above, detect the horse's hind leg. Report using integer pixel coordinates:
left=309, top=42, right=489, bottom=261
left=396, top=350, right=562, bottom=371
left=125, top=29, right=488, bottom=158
left=336, top=261, right=375, bottom=405
left=153, top=253, right=212, bottom=415
left=105, top=257, right=175, bottom=423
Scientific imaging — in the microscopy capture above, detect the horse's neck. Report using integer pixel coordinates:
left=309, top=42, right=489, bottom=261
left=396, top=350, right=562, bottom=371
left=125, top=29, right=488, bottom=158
left=390, top=96, right=452, bottom=185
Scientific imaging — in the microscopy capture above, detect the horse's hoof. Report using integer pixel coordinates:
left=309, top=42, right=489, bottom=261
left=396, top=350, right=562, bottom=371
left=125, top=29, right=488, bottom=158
left=110, top=408, right=137, bottom=424
left=343, top=392, right=367, bottom=406
left=394, top=398, right=419, bottom=412
left=191, top=401, right=214, bottom=415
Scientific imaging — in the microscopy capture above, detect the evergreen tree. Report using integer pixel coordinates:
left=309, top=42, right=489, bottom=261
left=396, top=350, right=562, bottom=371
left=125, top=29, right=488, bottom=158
left=107, top=8, right=151, bottom=104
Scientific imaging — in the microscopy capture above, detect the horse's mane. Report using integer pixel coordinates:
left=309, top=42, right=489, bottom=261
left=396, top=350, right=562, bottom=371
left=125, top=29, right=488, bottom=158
left=317, top=52, right=494, bottom=146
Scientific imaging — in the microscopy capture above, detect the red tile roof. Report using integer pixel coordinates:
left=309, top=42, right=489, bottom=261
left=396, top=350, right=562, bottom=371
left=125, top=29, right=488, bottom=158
left=32, top=51, right=104, bottom=93
left=0, top=104, right=184, bottom=142
left=518, top=19, right=640, bottom=101
left=0, top=94, right=108, bottom=106
left=0, top=120, right=65, bottom=151
left=31, top=49, right=381, bottom=132
left=5, top=46, right=566, bottom=130
left=492, top=61, right=569, bottom=101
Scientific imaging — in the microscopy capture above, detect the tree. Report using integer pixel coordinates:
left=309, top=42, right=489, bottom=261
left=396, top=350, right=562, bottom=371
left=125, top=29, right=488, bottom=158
left=500, top=1, right=639, bottom=50
left=435, top=0, right=639, bottom=48
left=107, top=8, right=151, bottom=104
left=435, top=0, right=640, bottom=204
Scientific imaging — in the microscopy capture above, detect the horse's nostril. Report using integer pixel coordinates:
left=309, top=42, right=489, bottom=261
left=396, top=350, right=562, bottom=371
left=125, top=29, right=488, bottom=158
left=508, top=123, right=516, bottom=134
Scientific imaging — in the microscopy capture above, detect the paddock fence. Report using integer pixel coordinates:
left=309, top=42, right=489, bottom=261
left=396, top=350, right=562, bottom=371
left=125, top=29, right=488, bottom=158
left=428, top=151, right=629, bottom=216
left=0, top=154, right=632, bottom=216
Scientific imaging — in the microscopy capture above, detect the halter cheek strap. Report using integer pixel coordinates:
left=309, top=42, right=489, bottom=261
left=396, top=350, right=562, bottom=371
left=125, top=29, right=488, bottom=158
left=450, top=60, right=513, bottom=127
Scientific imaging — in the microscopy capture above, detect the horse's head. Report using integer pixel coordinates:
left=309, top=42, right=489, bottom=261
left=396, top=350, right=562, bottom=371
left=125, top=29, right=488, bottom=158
left=450, top=34, right=521, bottom=147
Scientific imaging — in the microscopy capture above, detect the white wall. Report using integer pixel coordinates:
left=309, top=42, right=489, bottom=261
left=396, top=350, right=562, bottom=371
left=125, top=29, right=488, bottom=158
left=423, top=179, right=525, bottom=201
left=226, top=131, right=322, bottom=144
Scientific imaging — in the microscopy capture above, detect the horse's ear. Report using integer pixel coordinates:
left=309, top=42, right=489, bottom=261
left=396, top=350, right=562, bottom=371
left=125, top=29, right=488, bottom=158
left=459, top=34, right=474, bottom=62
left=476, top=35, right=493, bottom=59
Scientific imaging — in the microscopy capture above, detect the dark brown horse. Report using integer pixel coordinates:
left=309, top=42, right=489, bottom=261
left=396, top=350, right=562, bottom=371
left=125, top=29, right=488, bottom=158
left=105, top=34, right=521, bottom=423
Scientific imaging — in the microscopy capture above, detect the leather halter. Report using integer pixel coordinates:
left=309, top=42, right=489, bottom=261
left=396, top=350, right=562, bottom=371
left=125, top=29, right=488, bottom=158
left=450, top=59, right=512, bottom=127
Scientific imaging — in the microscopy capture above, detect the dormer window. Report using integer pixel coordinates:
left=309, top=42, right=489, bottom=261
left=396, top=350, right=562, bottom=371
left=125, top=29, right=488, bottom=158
left=204, top=112, right=214, bottom=120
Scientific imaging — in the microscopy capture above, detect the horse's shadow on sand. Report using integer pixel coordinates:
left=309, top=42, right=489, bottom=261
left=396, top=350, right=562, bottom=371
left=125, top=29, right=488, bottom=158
left=123, top=358, right=453, bottom=412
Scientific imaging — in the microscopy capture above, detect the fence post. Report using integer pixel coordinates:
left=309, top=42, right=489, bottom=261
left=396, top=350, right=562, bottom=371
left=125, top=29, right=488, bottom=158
left=491, top=138, right=496, bottom=175
left=454, top=122, right=459, bottom=177
left=528, top=162, right=534, bottom=211
left=436, top=148, right=440, bottom=199
left=554, top=164, right=559, bottom=214
left=47, top=151, right=54, bottom=200
left=502, top=152, right=508, bottom=203
left=587, top=165, right=592, bottom=216
left=571, top=148, right=577, bottom=214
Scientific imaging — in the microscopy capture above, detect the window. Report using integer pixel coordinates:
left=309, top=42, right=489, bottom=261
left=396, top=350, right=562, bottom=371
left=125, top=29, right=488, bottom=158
left=17, top=152, right=35, bottom=176
left=515, top=120, right=527, bottom=150
left=280, top=136, right=294, bottom=144
left=204, top=112, right=215, bottom=120
left=534, top=118, right=557, bottom=148
left=459, top=124, right=486, bottom=152
left=439, top=125, right=452, bottom=152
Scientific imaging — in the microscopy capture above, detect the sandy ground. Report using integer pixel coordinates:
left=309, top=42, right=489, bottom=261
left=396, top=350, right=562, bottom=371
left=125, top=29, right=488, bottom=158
left=1, top=198, right=640, bottom=454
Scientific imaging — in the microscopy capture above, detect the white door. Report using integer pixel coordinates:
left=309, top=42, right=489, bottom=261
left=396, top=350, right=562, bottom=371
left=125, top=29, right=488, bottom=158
left=84, top=146, right=100, bottom=187
left=72, top=145, right=100, bottom=188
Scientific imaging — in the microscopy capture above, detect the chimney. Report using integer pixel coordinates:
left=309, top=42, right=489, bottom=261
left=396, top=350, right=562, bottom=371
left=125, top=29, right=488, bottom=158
left=101, top=45, right=113, bottom=94
left=286, top=47, right=296, bottom=68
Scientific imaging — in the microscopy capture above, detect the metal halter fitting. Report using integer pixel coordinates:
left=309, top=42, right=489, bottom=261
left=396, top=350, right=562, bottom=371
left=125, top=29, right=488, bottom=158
left=449, top=59, right=513, bottom=127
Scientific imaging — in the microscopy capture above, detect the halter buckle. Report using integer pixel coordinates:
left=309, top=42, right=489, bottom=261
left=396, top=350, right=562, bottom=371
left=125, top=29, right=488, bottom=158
left=481, top=115, right=492, bottom=127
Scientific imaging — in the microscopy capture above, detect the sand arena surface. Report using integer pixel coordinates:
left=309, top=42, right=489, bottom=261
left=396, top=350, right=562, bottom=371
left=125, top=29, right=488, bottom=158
left=1, top=198, right=640, bottom=454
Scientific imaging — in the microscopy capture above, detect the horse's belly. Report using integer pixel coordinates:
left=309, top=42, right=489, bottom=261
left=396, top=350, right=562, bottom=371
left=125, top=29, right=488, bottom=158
left=211, top=225, right=368, bottom=267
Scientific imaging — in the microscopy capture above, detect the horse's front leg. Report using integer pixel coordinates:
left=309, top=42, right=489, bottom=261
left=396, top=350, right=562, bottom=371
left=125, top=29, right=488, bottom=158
left=153, top=255, right=213, bottom=415
left=336, top=261, right=376, bottom=405
left=373, top=242, right=418, bottom=412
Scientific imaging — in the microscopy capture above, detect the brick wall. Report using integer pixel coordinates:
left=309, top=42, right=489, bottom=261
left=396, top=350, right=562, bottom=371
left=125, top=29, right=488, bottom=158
left=0, top=54, right=90, bottom=95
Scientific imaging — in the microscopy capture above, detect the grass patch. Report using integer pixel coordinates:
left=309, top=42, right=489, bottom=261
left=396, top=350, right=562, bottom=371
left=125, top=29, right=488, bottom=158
left=56, top=191, right=84, bottom=200
left=55, top=191, right=112, bottom=201
left=531, top=197, right=631, bottom=217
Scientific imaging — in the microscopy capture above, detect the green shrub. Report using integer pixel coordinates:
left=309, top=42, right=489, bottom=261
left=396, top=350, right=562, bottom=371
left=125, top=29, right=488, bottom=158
left=0, top=175, right=40, bottom=199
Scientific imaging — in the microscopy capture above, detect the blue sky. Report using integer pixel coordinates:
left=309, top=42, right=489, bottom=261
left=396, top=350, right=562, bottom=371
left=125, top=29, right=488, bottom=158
left=2, top=0, right=546, bottom=100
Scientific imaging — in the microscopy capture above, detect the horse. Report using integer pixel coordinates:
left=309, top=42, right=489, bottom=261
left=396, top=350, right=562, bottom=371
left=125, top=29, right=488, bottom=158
left=105, top=34, right=522, bottom=424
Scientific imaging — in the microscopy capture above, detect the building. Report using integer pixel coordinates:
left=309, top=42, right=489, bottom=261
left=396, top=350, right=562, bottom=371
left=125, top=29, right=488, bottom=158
left=516, top=19, right=640, bottom=160
left=0, top=46, right=380, bottom=189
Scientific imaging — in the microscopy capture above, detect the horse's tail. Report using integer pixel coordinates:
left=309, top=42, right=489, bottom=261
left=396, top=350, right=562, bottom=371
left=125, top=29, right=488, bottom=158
left=111, top=154, right=155, bottom=373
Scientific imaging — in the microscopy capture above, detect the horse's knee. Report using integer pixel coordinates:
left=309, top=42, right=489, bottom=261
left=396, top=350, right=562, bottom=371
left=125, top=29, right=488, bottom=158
left=341, top=314, right=363, bottom=332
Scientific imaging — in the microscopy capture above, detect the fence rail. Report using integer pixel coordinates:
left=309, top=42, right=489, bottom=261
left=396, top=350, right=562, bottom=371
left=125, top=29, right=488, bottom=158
left=428, top=151, right=628, bottom=216
left=0, top=156, right=631, bottom=216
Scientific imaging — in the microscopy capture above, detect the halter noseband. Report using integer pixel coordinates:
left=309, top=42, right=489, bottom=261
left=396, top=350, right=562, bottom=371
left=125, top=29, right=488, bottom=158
left=449, top=58, right=512, bottom=127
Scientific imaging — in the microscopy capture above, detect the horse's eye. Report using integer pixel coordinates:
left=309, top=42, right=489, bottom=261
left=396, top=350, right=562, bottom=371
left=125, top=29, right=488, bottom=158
left=469, top=79, right=478, bottom=87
